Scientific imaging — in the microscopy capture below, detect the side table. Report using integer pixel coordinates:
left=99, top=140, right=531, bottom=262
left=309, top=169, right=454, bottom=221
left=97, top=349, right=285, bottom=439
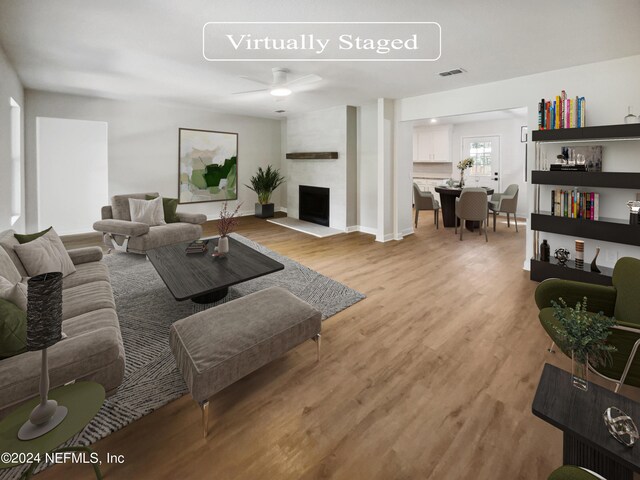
left=532, top=363, right=640, bottom=480
left=0, top=381, right=105, bottom=479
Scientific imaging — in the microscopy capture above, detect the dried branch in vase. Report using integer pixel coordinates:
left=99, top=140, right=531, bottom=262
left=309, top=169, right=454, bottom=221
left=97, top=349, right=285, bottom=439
left=218, top=201, right=243, bottom=237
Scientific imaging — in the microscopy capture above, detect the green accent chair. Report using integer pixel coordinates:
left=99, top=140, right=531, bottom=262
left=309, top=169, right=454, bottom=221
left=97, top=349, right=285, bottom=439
left=548, top=466, right=606, bottom=479
left=413, top=183, right=440, bottom=229
left=535, top=257, right=640, bottom=391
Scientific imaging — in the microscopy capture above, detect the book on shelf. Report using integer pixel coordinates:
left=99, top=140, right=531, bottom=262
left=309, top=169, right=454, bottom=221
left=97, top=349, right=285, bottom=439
left=551, top=189, right=599, bottom=220
left=537, top=92, right=586, bottom=130
left=549, top=164, right=587, bottom=171
left=185, top=239, right=210, bottom=254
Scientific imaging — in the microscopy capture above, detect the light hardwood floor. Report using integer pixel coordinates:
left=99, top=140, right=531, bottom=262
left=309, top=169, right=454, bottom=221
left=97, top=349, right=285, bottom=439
left=43, top=213, right=599, bottom=479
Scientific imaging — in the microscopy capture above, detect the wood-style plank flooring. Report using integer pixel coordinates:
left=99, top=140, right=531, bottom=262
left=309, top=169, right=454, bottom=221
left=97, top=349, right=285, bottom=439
left=43, top=212, right=620, bottom=479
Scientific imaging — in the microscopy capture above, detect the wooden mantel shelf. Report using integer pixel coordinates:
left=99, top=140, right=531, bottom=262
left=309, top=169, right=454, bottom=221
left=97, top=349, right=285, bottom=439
left=286, top=152, right=338, bottom=160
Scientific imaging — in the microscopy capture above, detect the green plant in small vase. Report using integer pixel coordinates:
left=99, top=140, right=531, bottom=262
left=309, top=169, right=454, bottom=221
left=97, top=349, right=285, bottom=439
left=457, top=157, right=474, bottom=188
left=552, top=296, right=616, bottom=391
left=246, top=165, right=286, bottom=218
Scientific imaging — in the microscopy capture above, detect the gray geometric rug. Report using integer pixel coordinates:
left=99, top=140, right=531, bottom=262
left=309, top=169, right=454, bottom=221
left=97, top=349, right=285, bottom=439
left=0, top=233, right=364, bottom=479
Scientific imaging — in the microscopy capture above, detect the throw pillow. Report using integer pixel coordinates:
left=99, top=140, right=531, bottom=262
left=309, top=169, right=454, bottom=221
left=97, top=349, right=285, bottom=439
left=13, top=228, right=76, bottom=278
left=14, top=226, right=53, bottom=245
left=146, top=195, right=180, bottom=223
left=0, top=298, right=27, bottom=358
left=0, top=275, right=28, bottom=311
left=129, top=197, right=166, bottom=226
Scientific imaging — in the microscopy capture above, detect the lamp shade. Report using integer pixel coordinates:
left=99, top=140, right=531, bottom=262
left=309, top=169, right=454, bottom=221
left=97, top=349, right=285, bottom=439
left=27, top=272, right=63, bottom=351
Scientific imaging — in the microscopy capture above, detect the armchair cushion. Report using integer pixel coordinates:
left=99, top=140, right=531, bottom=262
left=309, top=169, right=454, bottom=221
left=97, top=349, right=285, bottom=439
left=177, top=212, right=207, bottom=225
left=612, top=257, right=640, bottom=326
left=67, top=247, right=103, bottom=265
left=146, top=195, right=180, bottom=223
left=14, top=226, right=52, bottom=244
left=93, top=219, right=150, bottom=237
left=534, top=278, right=617, bottom=317
left=111, top=193, right=159, bottom=221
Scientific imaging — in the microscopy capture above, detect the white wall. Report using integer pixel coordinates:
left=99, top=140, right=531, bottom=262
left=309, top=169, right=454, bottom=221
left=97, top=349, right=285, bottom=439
left=36, top=117, right=108, bottom=235
left=397, top=54, right=640, bottom=268
left=357, top=102, right=378, bottom=233
left=24, top=90, right=282, bottom=232
left=449, top=116, right=528, bottom=217
left=0, top=46, right=25, bottom=233
left=285, top=105, right=357, bottom=231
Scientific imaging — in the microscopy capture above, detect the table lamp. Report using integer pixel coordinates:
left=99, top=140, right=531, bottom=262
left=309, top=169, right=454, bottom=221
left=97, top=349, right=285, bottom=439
left=18, top=272, right=67, bottom=440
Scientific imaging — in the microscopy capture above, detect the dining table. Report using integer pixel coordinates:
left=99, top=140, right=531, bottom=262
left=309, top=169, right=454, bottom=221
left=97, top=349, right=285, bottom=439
left=434, top=186, right=494, bottom=230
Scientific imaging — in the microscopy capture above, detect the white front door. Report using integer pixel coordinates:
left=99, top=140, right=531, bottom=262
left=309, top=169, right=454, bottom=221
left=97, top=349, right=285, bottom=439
left=461, top=136, right=500, bottom=191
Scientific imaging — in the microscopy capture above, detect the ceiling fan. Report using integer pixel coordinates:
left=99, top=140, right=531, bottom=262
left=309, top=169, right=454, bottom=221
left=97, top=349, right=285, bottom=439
left=233, top=67, right=322, bottom=98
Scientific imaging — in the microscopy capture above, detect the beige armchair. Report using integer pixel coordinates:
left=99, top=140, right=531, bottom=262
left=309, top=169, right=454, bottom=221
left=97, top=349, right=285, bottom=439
left=455, top=188, right=489, bottom=241
left=413, top=183, right=440, bottom=229
left=93, top=193, right=206, bottom=254
left=489, top=184, right=519, bottom=232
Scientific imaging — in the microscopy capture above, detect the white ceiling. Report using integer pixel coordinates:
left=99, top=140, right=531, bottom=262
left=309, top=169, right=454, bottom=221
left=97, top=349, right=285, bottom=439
left=1, top=0, right=639, bottom=119
left=414, top=107, right=528, bottom=126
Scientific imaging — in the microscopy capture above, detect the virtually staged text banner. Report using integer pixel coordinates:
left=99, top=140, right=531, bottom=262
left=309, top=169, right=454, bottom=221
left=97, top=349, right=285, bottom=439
left=202, top=22, right=441, bottom=61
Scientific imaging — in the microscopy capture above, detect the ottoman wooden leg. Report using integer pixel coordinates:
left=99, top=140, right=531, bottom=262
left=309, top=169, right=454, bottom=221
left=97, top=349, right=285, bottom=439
left=201, top=400, right=210, bottom=438
left=314, top=334, right=321, bottom=362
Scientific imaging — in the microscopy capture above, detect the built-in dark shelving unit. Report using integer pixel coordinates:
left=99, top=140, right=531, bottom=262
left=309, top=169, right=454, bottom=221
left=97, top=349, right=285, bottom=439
left=530, top=259, right=612, bottom=286
left=531, top=171, right=640, bottom=189
left=531, top=123, right=640, bottom=284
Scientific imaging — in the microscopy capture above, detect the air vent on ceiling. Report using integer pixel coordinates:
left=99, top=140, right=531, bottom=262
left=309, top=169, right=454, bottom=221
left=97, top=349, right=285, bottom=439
left=439, top=68, right=465, bottom=77
left=275, top=110, right=286, bottom=113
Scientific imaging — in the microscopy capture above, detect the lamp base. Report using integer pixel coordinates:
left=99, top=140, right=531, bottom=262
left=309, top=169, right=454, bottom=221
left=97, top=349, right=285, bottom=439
left=18, top=405, right=68, bottom=440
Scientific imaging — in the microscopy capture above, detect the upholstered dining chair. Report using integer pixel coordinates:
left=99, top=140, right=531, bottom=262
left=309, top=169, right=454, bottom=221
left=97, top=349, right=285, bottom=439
left=413, top=183, right=440, bottom=229
left=454, top=188, right=489, bottom=241
left=488, top=184, right=519, bottom=232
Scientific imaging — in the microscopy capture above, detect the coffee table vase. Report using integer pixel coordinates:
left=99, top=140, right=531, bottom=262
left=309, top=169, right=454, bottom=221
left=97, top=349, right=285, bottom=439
left=218, top=236, right=229, bottom=254
left=572, top=351, right=588, bottom=391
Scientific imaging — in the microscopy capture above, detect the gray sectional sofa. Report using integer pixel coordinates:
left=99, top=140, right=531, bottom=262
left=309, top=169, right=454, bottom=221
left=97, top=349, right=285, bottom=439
left=93, top=193, right=206, bottom=254
left=0, top=229, right=125, bottom=419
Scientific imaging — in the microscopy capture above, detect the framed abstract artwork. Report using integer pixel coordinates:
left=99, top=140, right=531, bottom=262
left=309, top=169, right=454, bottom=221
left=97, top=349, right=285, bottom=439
left=178, top=128, right=238, bottom=203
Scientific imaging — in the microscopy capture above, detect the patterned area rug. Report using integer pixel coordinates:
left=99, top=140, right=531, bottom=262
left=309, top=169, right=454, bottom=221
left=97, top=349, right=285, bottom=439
left=0, top=234, right=365, bottom=479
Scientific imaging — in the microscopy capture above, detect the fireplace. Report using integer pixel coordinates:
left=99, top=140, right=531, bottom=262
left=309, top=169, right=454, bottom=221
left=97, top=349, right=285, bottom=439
left=299, top=185, right=330, bottom=227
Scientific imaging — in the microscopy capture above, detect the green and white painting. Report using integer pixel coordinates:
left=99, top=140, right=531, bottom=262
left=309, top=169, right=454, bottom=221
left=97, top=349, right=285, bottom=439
left=178, top=128, right=238, bottom=203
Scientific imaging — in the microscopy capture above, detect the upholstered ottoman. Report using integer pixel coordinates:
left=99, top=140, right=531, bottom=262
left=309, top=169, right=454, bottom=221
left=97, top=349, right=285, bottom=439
left=169, top=287, right=322, bottom=437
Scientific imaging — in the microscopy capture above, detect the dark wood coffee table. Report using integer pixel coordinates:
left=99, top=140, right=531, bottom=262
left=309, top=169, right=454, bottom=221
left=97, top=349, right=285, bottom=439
left=532, top=363, right=640, bottom=480
left=146, top=237, right=284, bottom=304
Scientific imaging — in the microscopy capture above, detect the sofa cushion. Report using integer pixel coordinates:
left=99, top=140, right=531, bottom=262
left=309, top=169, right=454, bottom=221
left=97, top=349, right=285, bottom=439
left=111, top=192, right=159, bottom=221
left=0, top=298, right=27, bottom=358
left=0, top=231, right=26, bottom=280
left=127, top=223, right=202, bottom=253
left=62, top=280, right=115, bottom=320
left=62, top=261, right=110, bottom=290
left=13, top=228, right=76, bottom=277
left=0, top=275, right=27, bottom=311
left=14, top=226, right=52, bottom=244
left=0, top=307, right=124, bottom=417
left=129, top=196, right=166, bottom=226
left=146, top=195, right=180, bottom=223
left=613, top=257, right=640, bottom=327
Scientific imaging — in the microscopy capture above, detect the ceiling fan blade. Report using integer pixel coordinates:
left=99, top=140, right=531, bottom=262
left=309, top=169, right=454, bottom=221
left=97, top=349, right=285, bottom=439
left=232, top=88, right=268, bottom=95
left=284, top=74, right=322, bottom=87
left=239, top=75, right=272, bottom=87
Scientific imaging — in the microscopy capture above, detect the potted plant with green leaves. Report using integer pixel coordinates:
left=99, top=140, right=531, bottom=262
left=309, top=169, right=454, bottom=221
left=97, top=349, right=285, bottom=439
left=552, top=296, right=616, bottom=391
left=246, top=165, right=286, bottom=218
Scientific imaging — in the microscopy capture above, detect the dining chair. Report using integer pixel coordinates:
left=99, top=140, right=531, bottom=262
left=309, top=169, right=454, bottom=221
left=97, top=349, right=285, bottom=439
left=454, top=188, right=489, bottom=241
left=413, top=183, right=440, bottom=229
left=488, top=184, right=519, bottom=232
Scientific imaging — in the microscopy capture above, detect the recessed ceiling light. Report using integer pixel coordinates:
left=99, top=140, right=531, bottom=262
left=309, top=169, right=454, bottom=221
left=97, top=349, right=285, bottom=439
left=430, top=118, right=437, bottom=123
left=270, top=87, right=291, bottom=97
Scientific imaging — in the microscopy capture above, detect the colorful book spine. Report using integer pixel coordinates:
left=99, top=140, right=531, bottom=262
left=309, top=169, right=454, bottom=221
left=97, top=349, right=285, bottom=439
left=594, top=193, right=599, bottom=220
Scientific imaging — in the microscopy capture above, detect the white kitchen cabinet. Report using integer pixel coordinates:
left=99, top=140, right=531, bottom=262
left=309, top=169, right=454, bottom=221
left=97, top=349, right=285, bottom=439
left=413, top=125, right=452, bottom=163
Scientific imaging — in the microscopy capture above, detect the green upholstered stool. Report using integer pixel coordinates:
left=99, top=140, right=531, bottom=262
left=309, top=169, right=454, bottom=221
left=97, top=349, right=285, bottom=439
left=548, top=465, right=606, bottom=479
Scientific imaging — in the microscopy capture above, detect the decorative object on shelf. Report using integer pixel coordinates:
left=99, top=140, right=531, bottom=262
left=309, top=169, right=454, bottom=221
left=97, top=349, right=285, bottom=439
left=554, top=248, right=570, bottom=266
left=561, top=146, right=603, bottom=172
left=628, top=200, right=640, bottom=225
left=551, top=296, right=616, bottom=391
left=214, top=201, right=242, bottom=256
left=246, top=165, right=286, bottom=219
left=178, top=128, right=238, bottom=204
left=591, top=247, right=601, bottom=273
left=624, top=106, right=639, bottom=124
left=540, top=239, right=550, bottom=262
left=18, top=272, right=67, bottom=440
left=538, top=91, right=586, bottom=130
left=456, top=157, right=474, bottom=188
left=575, top=240, right=585, bottom=270
left=603, top=407, right=639, bottom=447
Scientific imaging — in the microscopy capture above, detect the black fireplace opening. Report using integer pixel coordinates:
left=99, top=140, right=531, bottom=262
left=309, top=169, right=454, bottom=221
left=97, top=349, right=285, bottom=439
left=299, top=185, right=330, bottom=227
